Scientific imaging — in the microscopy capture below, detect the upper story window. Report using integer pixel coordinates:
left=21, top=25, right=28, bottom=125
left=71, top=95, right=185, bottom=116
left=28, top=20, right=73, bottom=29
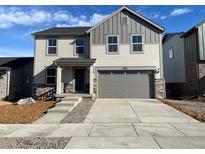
left=46, top=68, right=56, bottom=85
left=168, top=47, right=174, bottom=60
left=47, top=38, right=57, bottom=55
left=107, top=35, right=118, bottom=53
left=75, top=38, right=85, bottom=55
left=131, top=34, right=143, bottom=53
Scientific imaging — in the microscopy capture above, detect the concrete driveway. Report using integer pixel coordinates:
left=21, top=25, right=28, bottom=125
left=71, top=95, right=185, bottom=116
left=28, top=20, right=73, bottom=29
left=66, top=99, right=205, bottom=149
left=84, top=99, right=197, bottom=123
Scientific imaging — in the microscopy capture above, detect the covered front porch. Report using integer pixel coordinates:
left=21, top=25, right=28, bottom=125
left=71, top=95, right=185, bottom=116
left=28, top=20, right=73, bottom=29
left=54, top=58, right=96, bottom=96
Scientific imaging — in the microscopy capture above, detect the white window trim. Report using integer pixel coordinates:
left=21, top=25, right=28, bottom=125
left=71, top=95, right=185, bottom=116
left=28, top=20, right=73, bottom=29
left=130, top=34, right=144, bottom=53
left=46, top=68, right=56, bottom=85
left=47, top=38, right=57, bottom=55
left=106, top=35, right=119, bottom=54
left=75, top=37, right=85, bottom=56
left=168, top=47, right=174, bottom=60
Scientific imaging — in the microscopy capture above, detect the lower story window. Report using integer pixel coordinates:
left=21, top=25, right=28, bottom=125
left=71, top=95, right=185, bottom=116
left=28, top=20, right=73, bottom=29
left=46, top=68, right=56, bottom=84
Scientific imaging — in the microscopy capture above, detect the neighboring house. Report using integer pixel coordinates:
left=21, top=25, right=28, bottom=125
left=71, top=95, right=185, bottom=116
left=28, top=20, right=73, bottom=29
left=180, top=20, right=205, bottom=96
left=162, top=32, right=186, bottom=97
left=0, top=57, right=34, bottom=100
left=32, top=6, right=165, bottom=99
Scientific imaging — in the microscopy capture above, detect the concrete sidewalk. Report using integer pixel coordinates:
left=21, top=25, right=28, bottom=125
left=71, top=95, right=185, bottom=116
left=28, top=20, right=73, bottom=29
left=1, top=122, right=205, bottom=148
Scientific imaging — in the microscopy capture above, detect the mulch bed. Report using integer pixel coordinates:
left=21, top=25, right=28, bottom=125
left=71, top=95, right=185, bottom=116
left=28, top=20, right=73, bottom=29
left=60, top=98, right=95, bottom=123
left=0, top=100, right=55, bottom=124
left=0, top=137, right=71, bottom=149
left=159, top=99, right=205, bottom=122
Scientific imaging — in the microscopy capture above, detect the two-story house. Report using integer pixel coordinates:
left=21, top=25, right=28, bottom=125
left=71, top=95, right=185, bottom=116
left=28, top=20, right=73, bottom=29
left=32, top=6, right=165, bottom=99
left=181, top=20, right=205, bottom=97
left=163, top=20, right=205, bottom=98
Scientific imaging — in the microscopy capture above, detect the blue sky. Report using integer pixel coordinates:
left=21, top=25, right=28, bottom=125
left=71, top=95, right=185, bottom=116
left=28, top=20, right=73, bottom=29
left=0, top=5, right=205, bottom=57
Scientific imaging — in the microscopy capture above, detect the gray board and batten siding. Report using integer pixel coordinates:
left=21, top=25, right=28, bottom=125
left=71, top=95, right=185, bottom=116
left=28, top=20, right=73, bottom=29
left=91, top=9, right=161, bottom=45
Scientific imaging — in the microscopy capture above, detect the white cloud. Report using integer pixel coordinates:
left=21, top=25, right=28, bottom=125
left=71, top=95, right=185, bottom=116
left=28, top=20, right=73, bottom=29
left=56, top=13, right=108, bottom=27
left=0, top=7, right=109, bottom=29
left=90, top=13, right=109, bottom=25
left=170, top=8, right=192, bottom=16
left=148, top=13, right=167, bottom=20
left=160, top=15, right=167, bottom=20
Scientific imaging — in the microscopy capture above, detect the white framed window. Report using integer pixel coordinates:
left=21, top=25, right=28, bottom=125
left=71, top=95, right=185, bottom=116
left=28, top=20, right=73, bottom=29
left=47, top=38, right=57, bottom=55
left=168, top=47, right=174, bottom=59
left=46, top=68, right=56, bottom=85
left=131, top=34, right=143, bottom=53
left=75, top=37, right=85, bottom=55
left=107, top=35, right=119, bottom=53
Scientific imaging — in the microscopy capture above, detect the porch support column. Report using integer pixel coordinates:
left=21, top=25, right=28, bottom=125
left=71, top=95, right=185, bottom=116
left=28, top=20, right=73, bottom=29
left=56, top=66, right=62, bottom=94
left=89, top=66, right=94, bottom=94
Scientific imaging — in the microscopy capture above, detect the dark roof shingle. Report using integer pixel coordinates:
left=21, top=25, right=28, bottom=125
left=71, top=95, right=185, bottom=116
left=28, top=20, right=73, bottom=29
left=0, top=57, right=34, bottom=69
left=32, top=27, right=92, bottom=36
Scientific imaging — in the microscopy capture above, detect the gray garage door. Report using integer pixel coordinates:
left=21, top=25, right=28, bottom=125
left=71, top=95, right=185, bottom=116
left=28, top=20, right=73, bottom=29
left=98, top=70, right=154, bottom=98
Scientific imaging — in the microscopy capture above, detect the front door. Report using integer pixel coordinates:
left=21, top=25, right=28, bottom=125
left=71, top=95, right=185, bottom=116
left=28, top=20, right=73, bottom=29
left=75, top=69, right=85, bottom=92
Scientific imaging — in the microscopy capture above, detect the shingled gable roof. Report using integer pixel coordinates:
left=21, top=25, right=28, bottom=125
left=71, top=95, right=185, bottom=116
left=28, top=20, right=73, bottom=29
left=32, top=27, right=91, bottom=36
left=86, top=5, right=165, bottom=33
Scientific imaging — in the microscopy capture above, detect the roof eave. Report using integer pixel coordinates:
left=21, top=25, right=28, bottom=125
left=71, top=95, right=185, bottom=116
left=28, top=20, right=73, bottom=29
left=181, top=27, right=197, bottom=38
left=33, top=33, right=88, bottom=37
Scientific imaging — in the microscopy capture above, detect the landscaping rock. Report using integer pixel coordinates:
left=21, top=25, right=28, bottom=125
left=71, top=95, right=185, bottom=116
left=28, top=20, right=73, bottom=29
left=17, top=97, right=36, bottom=105
left=0, top=137, right=71, bottom=149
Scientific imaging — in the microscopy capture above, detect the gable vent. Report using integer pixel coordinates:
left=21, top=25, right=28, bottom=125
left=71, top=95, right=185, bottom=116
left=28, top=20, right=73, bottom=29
left=121, top=16, right=128, bottom=26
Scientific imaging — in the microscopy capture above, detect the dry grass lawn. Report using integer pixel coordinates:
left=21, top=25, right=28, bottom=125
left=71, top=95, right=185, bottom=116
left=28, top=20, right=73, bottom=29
left=160, top=99, right=205, bottom=122
left=0, top=101, right=12, bottom=106
left=0, top=100, right=55, bottom=124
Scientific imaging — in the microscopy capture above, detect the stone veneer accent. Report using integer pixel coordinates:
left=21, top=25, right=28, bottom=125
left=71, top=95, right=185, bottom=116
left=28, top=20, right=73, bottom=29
left=93, top=78, right=97, bottom=95
left=62, top=83, right=74, bottom=93
left=155, top=79, right=166, bottom=99
left=32, top=84, right=55, bottom=99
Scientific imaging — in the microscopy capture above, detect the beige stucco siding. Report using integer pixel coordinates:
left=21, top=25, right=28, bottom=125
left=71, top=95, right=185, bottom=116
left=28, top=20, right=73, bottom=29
left=62, top=67, right=73, bottom=84
left=91, top=44, right=161, bottom=79
left=33, top=36, right=90, bottom=84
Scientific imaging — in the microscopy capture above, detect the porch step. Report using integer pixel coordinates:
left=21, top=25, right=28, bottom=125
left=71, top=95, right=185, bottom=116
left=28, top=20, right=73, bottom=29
left=56, top=100, right=76, bottom=106
left=62, top=97, right=79, bottom=101
left=34, top=96, right=82, bottom=124
left=47, top=97, right=82, bottom=114
left=47, top=105, right=73, bottom=113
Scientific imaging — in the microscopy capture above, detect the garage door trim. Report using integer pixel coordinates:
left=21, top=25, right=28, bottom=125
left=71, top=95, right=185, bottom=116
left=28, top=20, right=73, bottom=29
left=97, top=69, right=155, bottom=98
